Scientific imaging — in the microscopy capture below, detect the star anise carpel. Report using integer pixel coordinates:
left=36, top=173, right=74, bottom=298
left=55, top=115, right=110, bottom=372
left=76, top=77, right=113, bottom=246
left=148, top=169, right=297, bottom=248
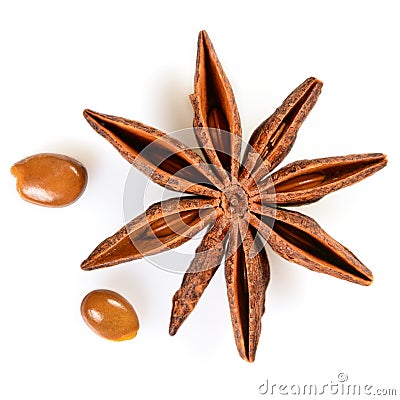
left=81, top=30, right=387, bottom=362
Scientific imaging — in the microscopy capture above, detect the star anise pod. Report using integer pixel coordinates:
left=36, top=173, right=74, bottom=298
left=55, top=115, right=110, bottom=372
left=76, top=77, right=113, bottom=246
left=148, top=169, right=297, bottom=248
left=81, top=31, right=387, bottom=362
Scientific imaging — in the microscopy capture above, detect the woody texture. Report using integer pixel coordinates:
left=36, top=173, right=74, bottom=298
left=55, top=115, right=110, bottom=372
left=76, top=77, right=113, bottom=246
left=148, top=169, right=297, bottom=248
left=81, top=31, right=387, bottom=362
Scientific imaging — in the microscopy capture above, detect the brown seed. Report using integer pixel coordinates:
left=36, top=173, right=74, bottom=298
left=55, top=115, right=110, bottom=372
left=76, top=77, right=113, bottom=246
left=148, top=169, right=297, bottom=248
left=11, top=153, right=87, bottom=207
left=80, top=289, right=139, bottom=341
left=148, top=209, right=202, bottom=238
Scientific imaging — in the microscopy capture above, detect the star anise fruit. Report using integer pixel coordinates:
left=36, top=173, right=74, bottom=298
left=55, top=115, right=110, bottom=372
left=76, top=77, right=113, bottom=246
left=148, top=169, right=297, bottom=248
left=81, top=31, right=387, bottom=362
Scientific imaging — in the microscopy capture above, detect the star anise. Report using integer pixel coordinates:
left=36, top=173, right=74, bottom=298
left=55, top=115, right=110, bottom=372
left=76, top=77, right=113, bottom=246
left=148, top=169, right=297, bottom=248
left=81, top=31, right=387, bottom=362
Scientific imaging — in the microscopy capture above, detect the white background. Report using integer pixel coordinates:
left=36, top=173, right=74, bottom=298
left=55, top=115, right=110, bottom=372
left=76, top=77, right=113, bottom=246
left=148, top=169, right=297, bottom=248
left=1, top=1, right=399, bottom=399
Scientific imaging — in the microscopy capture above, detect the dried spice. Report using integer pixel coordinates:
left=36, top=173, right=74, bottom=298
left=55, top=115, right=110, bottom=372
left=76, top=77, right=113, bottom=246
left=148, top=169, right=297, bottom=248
left=11, top=153, right=87, bottom=207
left=81, top=31, right=387, bottom=361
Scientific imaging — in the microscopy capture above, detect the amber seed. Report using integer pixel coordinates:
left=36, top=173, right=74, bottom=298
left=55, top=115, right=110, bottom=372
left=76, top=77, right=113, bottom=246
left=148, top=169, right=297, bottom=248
left=81, top=289, right=139, bottom=341
left=11, top=153, right=87, bottom=207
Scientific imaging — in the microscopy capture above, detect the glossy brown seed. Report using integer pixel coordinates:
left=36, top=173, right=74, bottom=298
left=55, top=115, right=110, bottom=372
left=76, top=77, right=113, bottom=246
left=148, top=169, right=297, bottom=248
left=11, top=153, right=87, bottom=207
left=81, top=289, right=139, bottom=341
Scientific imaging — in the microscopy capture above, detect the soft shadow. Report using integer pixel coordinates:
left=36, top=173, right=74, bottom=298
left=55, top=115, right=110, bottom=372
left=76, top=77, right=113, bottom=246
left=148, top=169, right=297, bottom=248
left=266, top=248, right=305, bottom=305
left=148, top=69, right=195, bottom=138
left=40, top=138, right=98, bottom=174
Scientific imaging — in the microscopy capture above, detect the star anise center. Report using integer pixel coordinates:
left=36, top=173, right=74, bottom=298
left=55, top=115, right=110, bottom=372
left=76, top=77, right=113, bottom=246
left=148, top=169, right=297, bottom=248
left=221, top=183, right=248, bottom=219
